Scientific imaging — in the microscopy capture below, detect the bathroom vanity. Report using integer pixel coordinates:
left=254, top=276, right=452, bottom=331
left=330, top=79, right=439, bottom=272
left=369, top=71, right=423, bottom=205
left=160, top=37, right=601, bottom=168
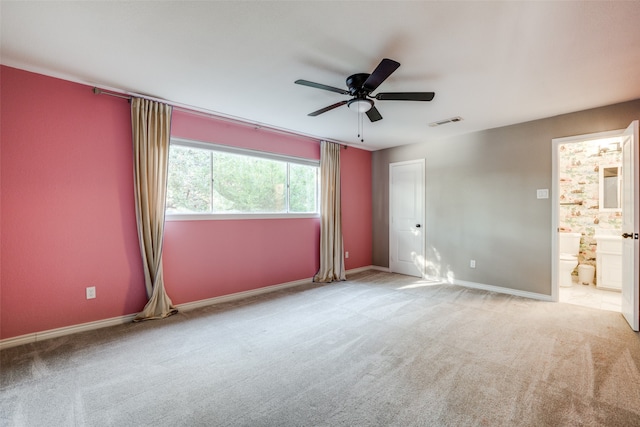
left=595, top=234, right=622, bottom=291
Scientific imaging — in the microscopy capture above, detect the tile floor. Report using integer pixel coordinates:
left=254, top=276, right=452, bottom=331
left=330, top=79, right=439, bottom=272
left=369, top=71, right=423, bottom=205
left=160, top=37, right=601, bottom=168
left=559, top=277, right=621, bottom=312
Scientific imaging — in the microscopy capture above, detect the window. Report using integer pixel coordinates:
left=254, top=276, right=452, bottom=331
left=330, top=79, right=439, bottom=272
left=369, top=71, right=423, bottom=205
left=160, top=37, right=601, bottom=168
left=166, top=138, right=319, bottom=219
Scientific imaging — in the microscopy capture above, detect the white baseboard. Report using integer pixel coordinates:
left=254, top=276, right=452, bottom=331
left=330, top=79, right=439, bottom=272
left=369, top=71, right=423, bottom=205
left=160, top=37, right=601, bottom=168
left=176, top=277, right=314, bottom=312
left=346, top=265, right=389, bottom=275
left=368, top=265, right=391, bottom=273
left=406, top=272, right=553, bottom=302
left=166, top=266, right=388, bottom=312
left=0, top=281, right=317, bottom=351
left=452, top=278, right=553, bottom=302
left=1, top=267, right=548, bottom=351
left=0, top=266, right=376, bottom=350
left=0, top=314, right=138, bottom=351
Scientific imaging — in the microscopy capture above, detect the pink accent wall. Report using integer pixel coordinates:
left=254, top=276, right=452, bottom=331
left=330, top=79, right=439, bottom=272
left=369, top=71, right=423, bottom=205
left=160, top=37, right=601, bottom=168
left=171, top=110, right=320, bottom=160
left=0, top=66, right=372, bottom=340
left=341, top=146, right=373, bottom=270
left=163, top=219, right=320, bottom=304
left=1, top=66, right=147, bottom=339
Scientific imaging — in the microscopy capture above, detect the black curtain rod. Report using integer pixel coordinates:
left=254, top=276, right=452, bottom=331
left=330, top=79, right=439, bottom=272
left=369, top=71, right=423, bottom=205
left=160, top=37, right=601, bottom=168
left=92, top=87, right=130, bottom=100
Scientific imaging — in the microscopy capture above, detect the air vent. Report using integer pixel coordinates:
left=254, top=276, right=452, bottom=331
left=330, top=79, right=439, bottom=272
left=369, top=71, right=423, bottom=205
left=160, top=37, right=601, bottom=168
left=429, top=116, right=463, bottom=127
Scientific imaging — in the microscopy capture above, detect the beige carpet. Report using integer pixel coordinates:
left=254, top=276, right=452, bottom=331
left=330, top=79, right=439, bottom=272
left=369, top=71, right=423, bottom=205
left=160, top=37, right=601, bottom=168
left=2, top=270, right=639, bottom=426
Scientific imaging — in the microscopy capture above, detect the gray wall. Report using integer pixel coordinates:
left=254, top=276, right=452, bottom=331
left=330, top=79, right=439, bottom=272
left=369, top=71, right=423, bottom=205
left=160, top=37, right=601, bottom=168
left=372, top=100, right=640, bottom=296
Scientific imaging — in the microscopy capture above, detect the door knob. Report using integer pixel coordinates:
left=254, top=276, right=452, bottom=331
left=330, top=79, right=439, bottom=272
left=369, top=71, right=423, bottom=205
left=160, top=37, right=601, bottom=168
left=415, top=224, right=421, bottom=228
left=622, top=232, right=634, bottom=239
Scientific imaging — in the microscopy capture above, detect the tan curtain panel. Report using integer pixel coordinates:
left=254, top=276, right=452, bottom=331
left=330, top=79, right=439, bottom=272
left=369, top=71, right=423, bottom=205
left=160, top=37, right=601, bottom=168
left=314, top=141, right=346, bottom=283
left=131, top=97, right=178, bottom=321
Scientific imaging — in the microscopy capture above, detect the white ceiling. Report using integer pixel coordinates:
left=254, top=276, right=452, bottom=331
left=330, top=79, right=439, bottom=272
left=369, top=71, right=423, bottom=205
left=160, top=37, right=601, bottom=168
left=2, top=1, right=640, bottom=150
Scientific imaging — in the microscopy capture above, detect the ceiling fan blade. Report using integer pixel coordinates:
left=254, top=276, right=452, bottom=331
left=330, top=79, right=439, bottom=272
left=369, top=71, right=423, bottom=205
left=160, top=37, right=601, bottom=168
left=366, top=106, right=383, bottom=122
left=375, top=92, right=435, bottom=101
left=308, top=101, right=349, bottom=116
left=362, top=58, right=400, bottom=92
left=295, top=79, right=349, bottom=95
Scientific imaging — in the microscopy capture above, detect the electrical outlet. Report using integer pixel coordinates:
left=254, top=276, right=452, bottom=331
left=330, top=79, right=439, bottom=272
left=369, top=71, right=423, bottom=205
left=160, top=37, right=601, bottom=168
left=537, top=189, right=549, bottom=199
left=345, top=251, right=350, bottom=259
left=470, top=260, right=476, bottom=268
left=86, top=286, right=96, bottom=299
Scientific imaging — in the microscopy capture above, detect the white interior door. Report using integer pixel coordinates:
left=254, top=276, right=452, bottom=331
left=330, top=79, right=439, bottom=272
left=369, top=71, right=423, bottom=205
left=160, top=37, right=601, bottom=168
left=390, top=160, right=425, bottom=277
left=621, top=120, right=639, bottom=331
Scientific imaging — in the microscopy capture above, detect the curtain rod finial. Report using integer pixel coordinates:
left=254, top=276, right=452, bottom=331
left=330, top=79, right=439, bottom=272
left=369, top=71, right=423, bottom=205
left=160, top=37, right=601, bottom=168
left=92, top=87, right=102, bottom=95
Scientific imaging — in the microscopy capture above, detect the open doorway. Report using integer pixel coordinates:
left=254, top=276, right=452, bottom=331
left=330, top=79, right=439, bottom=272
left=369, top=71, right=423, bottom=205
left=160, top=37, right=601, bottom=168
left=553, top=123, right=639, bottom=331
left=552, top=130, right=624, bottom=312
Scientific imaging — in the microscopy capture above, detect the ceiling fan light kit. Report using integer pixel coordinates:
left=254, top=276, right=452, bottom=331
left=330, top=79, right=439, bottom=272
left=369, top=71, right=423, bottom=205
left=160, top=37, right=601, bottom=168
left=347, top=98, right=373, bottom=113
left=295, top=58, right=435, bottom=123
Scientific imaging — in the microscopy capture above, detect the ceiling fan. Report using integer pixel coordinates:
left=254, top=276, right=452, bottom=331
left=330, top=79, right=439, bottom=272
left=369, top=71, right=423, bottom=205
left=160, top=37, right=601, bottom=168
left=295, top=58, right=435, bottom=122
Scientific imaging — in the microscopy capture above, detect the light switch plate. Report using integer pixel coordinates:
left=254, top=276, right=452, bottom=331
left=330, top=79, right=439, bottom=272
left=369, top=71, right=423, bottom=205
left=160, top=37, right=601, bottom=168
left=537, top=189, right=549, bottom=199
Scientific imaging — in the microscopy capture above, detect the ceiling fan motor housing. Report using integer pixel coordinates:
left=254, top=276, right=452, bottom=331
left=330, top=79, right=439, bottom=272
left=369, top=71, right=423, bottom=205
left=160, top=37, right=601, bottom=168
left=346, top=73, right=371, bottom=96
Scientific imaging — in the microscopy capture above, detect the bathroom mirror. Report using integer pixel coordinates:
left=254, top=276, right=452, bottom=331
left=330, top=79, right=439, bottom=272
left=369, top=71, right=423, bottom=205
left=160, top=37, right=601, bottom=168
left=599, top=164, right=622, bottom=211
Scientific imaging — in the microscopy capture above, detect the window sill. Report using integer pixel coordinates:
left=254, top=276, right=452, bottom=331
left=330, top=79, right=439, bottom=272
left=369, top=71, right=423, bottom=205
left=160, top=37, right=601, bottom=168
left=165, top=213, right=320, bottom=221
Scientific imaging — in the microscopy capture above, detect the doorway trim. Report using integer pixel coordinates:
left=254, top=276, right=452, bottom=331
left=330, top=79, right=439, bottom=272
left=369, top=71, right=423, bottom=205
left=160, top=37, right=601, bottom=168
left=551, top=129, right=625, bottom=303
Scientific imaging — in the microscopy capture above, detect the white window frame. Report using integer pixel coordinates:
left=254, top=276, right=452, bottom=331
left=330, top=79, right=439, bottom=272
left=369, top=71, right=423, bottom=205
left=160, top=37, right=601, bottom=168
left=166, top=137, right=320, bottom=221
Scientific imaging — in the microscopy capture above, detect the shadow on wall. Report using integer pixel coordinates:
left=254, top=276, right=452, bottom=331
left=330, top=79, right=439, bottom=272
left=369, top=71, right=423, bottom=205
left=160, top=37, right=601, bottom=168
left=412, top=245, right=455, bottom=283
